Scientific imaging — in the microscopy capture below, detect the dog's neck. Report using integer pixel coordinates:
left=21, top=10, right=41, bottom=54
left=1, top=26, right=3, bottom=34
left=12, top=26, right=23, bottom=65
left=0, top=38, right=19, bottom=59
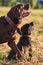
left=5, top=16, right=17, bottom=30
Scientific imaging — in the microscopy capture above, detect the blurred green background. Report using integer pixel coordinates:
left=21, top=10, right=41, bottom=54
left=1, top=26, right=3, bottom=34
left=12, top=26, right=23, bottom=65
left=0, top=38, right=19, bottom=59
left=0, top=0, right=43, bottom=9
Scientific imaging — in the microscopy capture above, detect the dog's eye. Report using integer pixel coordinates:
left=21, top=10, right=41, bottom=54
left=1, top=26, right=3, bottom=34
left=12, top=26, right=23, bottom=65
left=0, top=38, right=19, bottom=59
left=15, top=8, right=18, bottom=11
left=20, top=8, right=23, bottom=11
left=20, top=8, right=24, bottom=15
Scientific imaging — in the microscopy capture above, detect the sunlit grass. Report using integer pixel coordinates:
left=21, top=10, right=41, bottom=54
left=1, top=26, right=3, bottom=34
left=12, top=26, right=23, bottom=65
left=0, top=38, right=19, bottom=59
left=0, top=6, right=10, bottom=16
left=31, top=13, right=43, bottom=17
left=0, top=7, right=43, bottom=65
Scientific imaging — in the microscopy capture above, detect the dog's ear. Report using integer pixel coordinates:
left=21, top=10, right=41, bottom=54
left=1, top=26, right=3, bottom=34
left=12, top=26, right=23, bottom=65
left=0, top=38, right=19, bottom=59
left=13, top=3, right=24, bottom=10
left=24, top=3, right=30, bottom=10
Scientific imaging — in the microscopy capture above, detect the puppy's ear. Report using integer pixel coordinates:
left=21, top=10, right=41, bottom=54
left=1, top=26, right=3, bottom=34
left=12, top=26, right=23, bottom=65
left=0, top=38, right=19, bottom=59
left=24, top=3, right=30, bottom=10
left=29, top=22, right=34, bottom=26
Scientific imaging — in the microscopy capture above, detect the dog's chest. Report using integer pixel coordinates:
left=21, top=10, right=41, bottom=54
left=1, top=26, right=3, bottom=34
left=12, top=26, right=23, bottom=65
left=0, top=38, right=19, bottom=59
left=0, top=16, right=16, bottom=37
left=20, top=36, right=31, bottom=46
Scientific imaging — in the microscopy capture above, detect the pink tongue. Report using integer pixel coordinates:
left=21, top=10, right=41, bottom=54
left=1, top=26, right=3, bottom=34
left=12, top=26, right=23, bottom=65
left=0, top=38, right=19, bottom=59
left=23, top=11, right=31, bottom=17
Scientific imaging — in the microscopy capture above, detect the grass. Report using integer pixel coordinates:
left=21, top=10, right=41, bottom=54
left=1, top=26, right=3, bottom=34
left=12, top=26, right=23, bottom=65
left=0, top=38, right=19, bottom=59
left=31, top=13, right=43, bottom=17
left=0, top=7, right=43, bottom=65
left=0, top=50, right=4, bottom=60
left=0, top=6, right=10, bottom=16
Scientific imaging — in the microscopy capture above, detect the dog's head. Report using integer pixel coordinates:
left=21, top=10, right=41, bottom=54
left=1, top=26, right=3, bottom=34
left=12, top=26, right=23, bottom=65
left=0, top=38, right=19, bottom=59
left=21, top=22, right=34, bottom=35
left=7, top=3, right=31, bottom=25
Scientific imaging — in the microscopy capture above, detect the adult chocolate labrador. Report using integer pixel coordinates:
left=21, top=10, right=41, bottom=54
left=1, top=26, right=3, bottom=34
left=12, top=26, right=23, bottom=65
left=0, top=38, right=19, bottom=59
left=0, top=3, right=31, bottom=57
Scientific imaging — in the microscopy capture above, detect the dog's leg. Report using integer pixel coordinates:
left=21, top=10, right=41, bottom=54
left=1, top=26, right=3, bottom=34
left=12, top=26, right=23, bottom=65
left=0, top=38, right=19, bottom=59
left=7, top=50, right=16, bottom=60
left=6, top=37, right=21, bottom=59
left=7, top=41, right=22, bottom=60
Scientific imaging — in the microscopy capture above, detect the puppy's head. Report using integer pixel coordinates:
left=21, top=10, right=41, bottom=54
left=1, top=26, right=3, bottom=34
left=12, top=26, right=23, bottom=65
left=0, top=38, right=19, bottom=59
left=21, top=22, right=34, bottom=35
left=7, top=3, right=31, bottom=25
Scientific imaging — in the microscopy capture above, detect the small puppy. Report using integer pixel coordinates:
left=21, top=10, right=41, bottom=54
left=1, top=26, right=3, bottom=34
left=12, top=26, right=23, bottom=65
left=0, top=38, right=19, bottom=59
left=17, top=22, right=34, bottom=60
left=7, top=22, right=34, bottom=60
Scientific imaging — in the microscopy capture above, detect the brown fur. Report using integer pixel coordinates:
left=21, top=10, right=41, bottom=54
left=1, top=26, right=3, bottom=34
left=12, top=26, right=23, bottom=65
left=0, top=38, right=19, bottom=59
left=0, top=3, right=31, bottom=57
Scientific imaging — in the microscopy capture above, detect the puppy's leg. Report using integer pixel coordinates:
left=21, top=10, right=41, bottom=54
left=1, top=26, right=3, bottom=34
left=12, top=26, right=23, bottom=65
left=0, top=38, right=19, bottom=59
left=17, top=42, right=22, bottom=59
left=24, top=46, right=28, bottom=54
left=29, top=45, right=32, bottom=60
left=24, top=46, right=29, bottom=59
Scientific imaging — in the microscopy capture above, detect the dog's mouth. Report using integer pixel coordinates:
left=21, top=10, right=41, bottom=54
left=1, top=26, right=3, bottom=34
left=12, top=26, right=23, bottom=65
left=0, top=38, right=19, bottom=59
left=22, top=3, right=31, bottom=17
left=22, top=11, right=31, bottom=17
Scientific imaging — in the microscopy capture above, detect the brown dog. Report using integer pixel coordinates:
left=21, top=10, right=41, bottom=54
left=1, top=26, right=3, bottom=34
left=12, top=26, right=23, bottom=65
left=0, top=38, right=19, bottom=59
left=0, top=3, right=31, bottom=57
